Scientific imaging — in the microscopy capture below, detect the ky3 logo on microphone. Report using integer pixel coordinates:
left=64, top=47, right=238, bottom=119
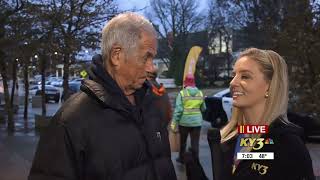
left=240, top=138, right=274, bottom=150
left=251, top=162, right=269, bottom=175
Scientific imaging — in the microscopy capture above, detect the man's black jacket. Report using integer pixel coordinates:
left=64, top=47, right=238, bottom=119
left=28, top=61, right=177, bottom=180
left=219, top=119, right=315, bottom=180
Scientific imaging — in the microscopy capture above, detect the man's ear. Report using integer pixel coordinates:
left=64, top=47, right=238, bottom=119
left=110, top=45, right=122, bottom=67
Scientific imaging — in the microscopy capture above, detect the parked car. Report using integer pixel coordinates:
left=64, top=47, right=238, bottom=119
left=37, top=81, right=52, bottom=85
left=51, top=79, right=63, bottom=87
left=204, top=89, right=320, bottom=137
left=203, top=89, right=232, bottom=128
left=61, top=82, right=81, bottom=102
left=29, top=85, right=60, bottom=103
left=287, top=112, right=320, bottom=138
left=69, top=77, right=83, bottom=83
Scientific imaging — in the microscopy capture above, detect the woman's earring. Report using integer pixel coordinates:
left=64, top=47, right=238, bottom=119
left=265, top=93, right=269, bottom=98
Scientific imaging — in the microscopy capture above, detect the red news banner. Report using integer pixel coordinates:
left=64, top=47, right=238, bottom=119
left=236, top=125, right=274, bottom=161
left=238, top=125, right=269, bottom=134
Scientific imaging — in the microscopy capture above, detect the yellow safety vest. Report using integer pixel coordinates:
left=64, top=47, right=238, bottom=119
left=180, top=89, right=204, bottom=115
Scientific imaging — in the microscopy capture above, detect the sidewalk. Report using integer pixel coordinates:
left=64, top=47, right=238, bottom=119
left=0, top=135, right=36, bottom=180
left=0, top=102, right=57, bottom=180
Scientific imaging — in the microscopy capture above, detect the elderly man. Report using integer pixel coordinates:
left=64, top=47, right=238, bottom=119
left=29, top=12, right=177, bottom=180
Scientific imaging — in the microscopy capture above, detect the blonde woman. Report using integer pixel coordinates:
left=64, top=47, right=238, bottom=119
left=218, top=48, right=315, bottom=179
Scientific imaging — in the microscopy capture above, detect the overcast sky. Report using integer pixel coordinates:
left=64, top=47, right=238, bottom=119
left=80, top=0, right=208, bottom=59
left=117, top=0, right=208, bottom=16
left=117, top=0, right=149, bottom=12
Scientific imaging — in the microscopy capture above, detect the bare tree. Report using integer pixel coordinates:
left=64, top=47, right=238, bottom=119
left=211, top=0, right=320, bottom=119
left=0, top=0, right=24, bottom=132
left=213, top=0, right=284, bottom=48
left=207, top=0, right=234, bottom=80
left=0, top=0, right=117, bottom=131
left=5, top=2, right=58, bottom=118
left=276, top=0, right=320, bottom=118
left=147, top=0, right=204, bottom=85
left=38, top=0, right=117, bottom=100
left=5, top=2, right=40, bottom=120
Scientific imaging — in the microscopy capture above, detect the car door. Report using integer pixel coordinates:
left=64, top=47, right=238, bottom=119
left=29, top=86, right=39, bottom=97
left=222, top=91, right=233, bottom=120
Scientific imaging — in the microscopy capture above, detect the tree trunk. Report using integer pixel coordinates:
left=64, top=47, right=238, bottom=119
left=40, top=55, right=46, bottom=116
left=4, top=78, right=14, bottom=132
left=62, top=53, right=70, bottom=100
left=225, top=39, right=230, bottom=78
left=0, top=56, right=14, bottom=132
left=23, top=57, right=29, bottom=119
left=10, top=59, right=17, bottom=109
left=219, top=32, right=222, bottom=53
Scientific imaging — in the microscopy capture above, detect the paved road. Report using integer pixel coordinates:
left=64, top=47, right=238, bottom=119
left=0, top=88, right=320, bottom=180
left=1, top=119, right=320, bottom=180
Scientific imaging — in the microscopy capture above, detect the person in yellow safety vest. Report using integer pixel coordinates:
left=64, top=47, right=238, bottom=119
left=171, top=74, right=206, bottom=164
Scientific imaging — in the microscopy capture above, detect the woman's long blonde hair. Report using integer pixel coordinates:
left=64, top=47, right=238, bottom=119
left=221, top=48, right=289, bottom=143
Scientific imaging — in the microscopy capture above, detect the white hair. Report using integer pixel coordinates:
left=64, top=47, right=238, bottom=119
left=101, top=12, right=157, bottom=63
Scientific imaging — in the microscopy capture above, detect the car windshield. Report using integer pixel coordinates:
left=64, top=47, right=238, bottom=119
left=213, top=89, right=230, bottom=97
left=69, top=83, right=80, bottom=92
left=46, top=86, right=57, bottom=90
left=29, top=86, right=38, bottom=90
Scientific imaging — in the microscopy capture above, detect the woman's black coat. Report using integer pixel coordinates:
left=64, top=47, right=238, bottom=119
left=220, top=120, right=315, bottom=180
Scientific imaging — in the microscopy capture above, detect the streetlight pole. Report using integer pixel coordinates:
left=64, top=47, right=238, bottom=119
left=53, top=51, right=58, bottom=76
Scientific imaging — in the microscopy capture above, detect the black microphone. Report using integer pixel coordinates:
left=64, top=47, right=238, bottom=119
left=207, top=128, right=224, bottom=180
